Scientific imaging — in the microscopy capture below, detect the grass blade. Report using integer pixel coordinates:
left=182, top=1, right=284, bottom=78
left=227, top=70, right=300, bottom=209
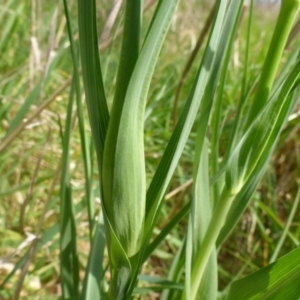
left=190, top=60, right=300, bottom=297
left=212, top=0, right=252, bottom=190
left=225, top=63, right=300, bottom=196
left=245, top=0, right=300, bottom=128
left=59, top=78, right=79, bottom=298
left=223, top=0, right=254, bottom=164
left=77, top=0, right=109, bottom=172
left=186, top=140, right=217, bottom=300
left=216, top=162, right=265, bottom=248
left=171, top=1, right=217, bottom=125
left=160, top=239, right=186, bottom=300
left=145, top=0, right=228, bottom=244
left=102, top=0, right=142, bottom=259
left=143, top=201, right=190, bottom=261
left=270, top=185, right=300, bottom=263
left=226, top=246, right=300, bottom=300
left=6, top=47, right=63, bottom=137
left=101, top=1, right=142, bottom=297
left=7, top=81, right=42, bottom=134
left=81, top=215, right=106, bottom=300
left=63, top=0, right=94, bottom=238
left=0, top=1, right=23, bottom=55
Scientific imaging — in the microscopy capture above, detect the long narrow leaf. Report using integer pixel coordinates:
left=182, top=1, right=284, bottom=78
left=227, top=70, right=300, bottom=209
left=77, top=0, right=109, bottom=172
left=270, top=185, right=300, bottom=263
left=143, top=201, right=190, bottom=261
left=63, top=0, right=94, bottom=241
left=226, top=246, right=300, bottom=300
left=190, top=62, right=300, bottom=297
left=160, top=239, right=186, bottom=300
left=225, top=62, right=300, bottom=196
left=59, top=79, right=79, bottom=298
left=187, top=140, right=217, bottom=300
left=145, top=0, right=228, bottom=246
left=101, top=1, right=142, bottom=297
left=81, top=214, right=106, bottom=300
left=102, top=0, right=142, bottom=258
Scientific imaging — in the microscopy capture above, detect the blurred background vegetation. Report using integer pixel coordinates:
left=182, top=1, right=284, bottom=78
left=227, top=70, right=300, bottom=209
left=1, top=0, right=300, bottom=299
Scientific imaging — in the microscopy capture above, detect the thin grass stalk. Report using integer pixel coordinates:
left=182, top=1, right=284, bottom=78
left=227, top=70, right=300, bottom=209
left=145, top=0, right=228, bottom=242
left=160, top=239, right=186, bottom=300
left=62, top=0, right=94, bottom=239
left=221, top=0, right=254, bottom=166
left=143, top=201, right=190, bottom=261
left=0, top=77, right=72, bottom=154
left=272, top=45, right=300, bottom=94
left=286, top=16, right=300, bottom=48
left=257, top=200, right=299, bottom=246
left=77, top=0, right=109, bottom=174
left=0, top=2, right=23, bottom=57
left=4, top=45, right=63, bottom=141
left=59, top=77, right=79, bottom=298
left=209, top=1, right=244, bottom=207
left=190, top=185, right=234, bottom=299
left=245, top=0, right=300, bottom=128
left=0, top=0, right=20, bottom=53
left=7, top=81, right=42, bottom=135
left=77, top=1, right=113, bottom=296
left=187, top=140, right=217, bottom=300
left=81, top=214, right=106, bottom=300
left=99, top=0, right=122, bottom=44
left=171, top=1, right=217, bottom=126
left=216, top=161, right=266, bottom=248
left=99, top=0, right=158, bottom=53
left=19, top=138, right=47, bottom=231
left=270, top=185, right=300, bottom=262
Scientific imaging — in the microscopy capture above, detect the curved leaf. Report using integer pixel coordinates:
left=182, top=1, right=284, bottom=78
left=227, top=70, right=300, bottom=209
left=227, top=246, right=300, bottom=300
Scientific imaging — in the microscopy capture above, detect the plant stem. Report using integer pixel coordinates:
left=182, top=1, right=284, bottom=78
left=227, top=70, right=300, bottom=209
left=225, top=0, right=253, bottom=162
left=171, top=1, right=217, bottom=126
left=245, top=0, right=300, bottom=128
left=190, top=186, right=234, bottom=300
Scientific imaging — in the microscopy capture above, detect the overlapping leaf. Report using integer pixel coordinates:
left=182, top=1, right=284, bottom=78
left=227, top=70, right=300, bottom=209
left=227, top=246, right=300, bottom=300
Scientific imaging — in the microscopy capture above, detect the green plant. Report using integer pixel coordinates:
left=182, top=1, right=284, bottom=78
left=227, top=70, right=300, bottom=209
left=62, top=0, right=300, bottom=298
left=72, top=0, right=300, bottom=299
left=2, top=0, right=300, bottom=299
